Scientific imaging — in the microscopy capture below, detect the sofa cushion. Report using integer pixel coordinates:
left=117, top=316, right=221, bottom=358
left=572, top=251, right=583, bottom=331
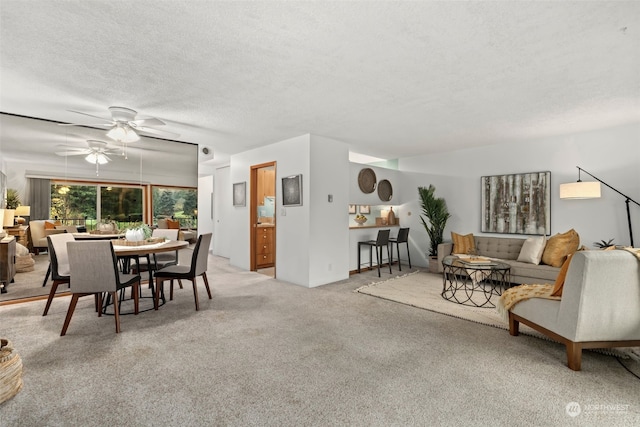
left=517, top=236, right=546, bottom=265
left=542, top=229, right=580, bottom=267
left=451, top=232, right=475, bottom=255
left=551, top=254, right=573, bottom=296
left=475, top=236, right=525, bottom=260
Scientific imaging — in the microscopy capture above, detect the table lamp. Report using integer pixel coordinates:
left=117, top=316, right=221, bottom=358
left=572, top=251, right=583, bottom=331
left=14, top=205, right=30, bottom=225
left=2, top=209, right=15, bottom=227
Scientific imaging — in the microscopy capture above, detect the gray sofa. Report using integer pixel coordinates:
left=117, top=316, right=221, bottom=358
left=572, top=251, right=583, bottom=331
left=437, top=236, right=560, bottom=284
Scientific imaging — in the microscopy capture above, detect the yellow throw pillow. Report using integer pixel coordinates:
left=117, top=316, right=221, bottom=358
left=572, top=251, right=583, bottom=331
left=451, top=232, right=475, bottom=255
left=551, top=254, right=573, bottom=297
left=541, top=229, right=580, bottom=268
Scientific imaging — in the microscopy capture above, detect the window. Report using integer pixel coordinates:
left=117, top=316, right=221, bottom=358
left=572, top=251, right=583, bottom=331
left=51, top=181, right=146, bottom=230
left=152, top=186, right=197, bottom=228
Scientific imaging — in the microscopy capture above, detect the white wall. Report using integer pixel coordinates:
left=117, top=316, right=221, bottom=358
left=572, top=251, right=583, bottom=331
left=229, top=134, right=311, bottom=284
left=308, top=135, right=350, bottom=286
left=399, top=122, right=640, bottom=249
left=197, top=175, right=214, bottom=251
left=213, top=166, right=231, bottom=258
left=229, top=134, right=351, bottom=287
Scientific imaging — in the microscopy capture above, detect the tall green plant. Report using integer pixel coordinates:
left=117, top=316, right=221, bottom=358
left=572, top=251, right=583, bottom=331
left=418, top=185, right=451, bottom=257
left=5, top=188, right=21, bottom=209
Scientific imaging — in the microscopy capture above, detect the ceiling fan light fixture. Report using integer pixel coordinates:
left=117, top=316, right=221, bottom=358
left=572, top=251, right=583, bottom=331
left=107, top=124, right=139, bottom=143
left=85, top=153, right=109, bottom=165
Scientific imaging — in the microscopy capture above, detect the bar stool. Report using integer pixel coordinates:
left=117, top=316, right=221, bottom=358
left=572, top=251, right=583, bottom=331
left=389, top=227, right=411, bottom=271
left=358, top=229, right=392, bottom=277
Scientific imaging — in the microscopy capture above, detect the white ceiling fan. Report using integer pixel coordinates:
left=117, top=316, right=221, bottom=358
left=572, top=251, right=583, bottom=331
left=55, top=140, right=119, bottom=175
left=60, top=106, right=180, bottom=141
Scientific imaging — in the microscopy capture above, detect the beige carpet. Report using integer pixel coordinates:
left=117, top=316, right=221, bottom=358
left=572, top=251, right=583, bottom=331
left=355, top=271, right=640, bottom=361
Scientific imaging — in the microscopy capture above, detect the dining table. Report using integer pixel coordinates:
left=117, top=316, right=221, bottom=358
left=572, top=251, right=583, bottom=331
left=104, top=239, right=190, bottom=314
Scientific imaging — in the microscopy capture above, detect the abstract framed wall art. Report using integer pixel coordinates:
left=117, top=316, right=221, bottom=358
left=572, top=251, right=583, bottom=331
left=282, top=174, right=302, bottom=206
left=233, top=182, right=246, bottom=207
left=481, top=171, right=551, bottom=235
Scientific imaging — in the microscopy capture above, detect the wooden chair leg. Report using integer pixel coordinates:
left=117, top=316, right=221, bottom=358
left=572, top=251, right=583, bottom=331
left=42, top=263, right=51, bottom=287
left=202, top=272, right=212, bottom=300
left=508, top=312, right=520, bottom=336
left=43, top=281, right=62, bottom=316
left=133, top=282, right=140, bottom=315
left=112, top=291, right=121, bottom=333
left=192, top=278, right=200, bottom=311
left=97, top=293, right=103, bottom=317
left=60, top=294, right=80, bottom=336
left=154, top=277, right=162, bottom=310
left=567, top=342, right=582, bottom=371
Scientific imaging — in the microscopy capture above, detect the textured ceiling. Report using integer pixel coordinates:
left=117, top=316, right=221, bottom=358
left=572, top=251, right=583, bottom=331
left=1, top=1, right=639, bottom=167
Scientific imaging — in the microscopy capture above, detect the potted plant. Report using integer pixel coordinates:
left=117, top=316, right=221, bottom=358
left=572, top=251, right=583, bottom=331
left=418, top=185, right=451, bottom=273
left=3, top=188, right=21, bottom=226
left=124, top=222, right=152, bottom=242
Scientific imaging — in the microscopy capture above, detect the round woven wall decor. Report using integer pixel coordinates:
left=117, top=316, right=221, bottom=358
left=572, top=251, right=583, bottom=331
left=377, top=179, right=393, bottom=201
left=358, top=168, right=377, bottom=194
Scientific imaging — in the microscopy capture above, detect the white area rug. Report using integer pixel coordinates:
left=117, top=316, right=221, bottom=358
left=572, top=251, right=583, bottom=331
left=355, top=271, right=640, bottom=361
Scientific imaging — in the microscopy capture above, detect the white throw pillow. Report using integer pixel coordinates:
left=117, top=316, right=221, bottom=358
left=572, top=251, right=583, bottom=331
left=517, top=236, right=547, bottom=265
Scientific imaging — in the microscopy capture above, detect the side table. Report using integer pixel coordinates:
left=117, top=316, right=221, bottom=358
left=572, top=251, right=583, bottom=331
left=3, top=226, right=28, bottom=247
left=441, top=255, right=511, bottom=308
left=0, top=236, right=17, bottom=293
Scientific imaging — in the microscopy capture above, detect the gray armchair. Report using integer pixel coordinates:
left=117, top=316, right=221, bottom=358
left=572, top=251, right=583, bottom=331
left=154, top=233, right=212, bottom=311
left=61, top=241, right=142, bottom=335
left=42, top=233, right=75, bottom=316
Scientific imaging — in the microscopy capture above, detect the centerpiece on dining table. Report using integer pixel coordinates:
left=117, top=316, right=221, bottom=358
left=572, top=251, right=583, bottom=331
left=114, top=223, right=164, bottom=246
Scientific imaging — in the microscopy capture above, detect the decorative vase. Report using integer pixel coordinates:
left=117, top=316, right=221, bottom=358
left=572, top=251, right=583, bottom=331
left=125, top=229, right=144, bottom=241
left=387, top=207, right=396, bottom=225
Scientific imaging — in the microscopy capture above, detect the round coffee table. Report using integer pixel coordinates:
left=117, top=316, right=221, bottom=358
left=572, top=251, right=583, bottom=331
left=441, top=256, right=511, bottom=308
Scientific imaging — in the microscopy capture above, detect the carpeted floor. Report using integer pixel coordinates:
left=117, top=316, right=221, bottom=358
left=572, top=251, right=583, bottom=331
left=1, top=256, right=639, bottom=426
left=355, top=271, right=640, bottom=361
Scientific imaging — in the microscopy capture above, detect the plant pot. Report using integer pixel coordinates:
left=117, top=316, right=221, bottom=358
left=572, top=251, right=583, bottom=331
left=428, top=256, right=439, bottom=274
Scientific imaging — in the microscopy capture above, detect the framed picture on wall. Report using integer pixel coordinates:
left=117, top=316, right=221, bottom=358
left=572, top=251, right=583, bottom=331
left=348, top=204, right=356, bottom=214
left=359, top=205, right=370, bottom=214
left=233, top=182, right=246, bottom=207
left=481, top=171, right=551, bottom=235
left=282, top=174, right=303, bottom=206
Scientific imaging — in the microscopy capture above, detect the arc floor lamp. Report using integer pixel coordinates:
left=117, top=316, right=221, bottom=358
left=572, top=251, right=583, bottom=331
left=560, top=166, right=640, bottom=247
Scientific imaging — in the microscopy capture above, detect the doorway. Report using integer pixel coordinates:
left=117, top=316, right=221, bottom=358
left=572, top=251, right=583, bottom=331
left=250, top=162, right=276, bottom=276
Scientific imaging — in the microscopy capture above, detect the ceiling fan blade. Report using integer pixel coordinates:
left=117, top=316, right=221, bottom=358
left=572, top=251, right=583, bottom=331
left=130, top=118, right=166, bottom=127
left=58, top=123, right=113, bottom=127
left=55, top=150, right=90, bottom=156
left=67, top=109, right=114, bottom=123
left=135, top=126, right=180, bottom=138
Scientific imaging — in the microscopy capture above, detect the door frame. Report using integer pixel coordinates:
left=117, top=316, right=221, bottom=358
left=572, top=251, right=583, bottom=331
left=250, top=161, right=276, bottom=271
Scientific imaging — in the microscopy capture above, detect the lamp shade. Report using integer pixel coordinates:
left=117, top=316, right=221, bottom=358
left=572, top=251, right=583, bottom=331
left=559, top=181, right=602, bottom=199
left=15, top=205, right=30, bottom=216
left=2, top=209, right=15, bottom=227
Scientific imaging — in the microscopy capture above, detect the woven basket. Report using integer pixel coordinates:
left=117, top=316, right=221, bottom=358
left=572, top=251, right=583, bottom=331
left=0, top=338, right=23, bottom=404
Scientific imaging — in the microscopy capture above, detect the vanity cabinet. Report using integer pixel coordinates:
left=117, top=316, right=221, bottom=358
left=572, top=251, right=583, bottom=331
left=0, top=236, right=16, bottom=293
left=255, top=226, right=274, bottom=268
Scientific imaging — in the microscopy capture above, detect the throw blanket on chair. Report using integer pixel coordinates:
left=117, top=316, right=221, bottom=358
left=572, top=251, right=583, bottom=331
left=496, top=284, right=560, bottom=323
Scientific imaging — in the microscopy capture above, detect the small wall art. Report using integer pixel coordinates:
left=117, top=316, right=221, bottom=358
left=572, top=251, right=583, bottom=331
left=348, top=204, right=356, bottom=214
left=481, top=171, right=551, bottom=235
left=359, top=205, right=370, bottom=214
left=233, top=182, right=246, bottom=207
left=282, top=174, right=303, bottom=206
